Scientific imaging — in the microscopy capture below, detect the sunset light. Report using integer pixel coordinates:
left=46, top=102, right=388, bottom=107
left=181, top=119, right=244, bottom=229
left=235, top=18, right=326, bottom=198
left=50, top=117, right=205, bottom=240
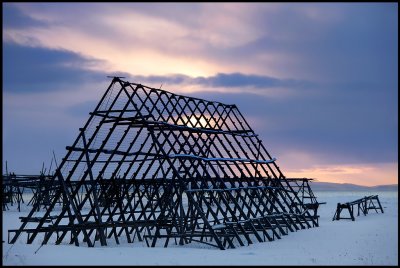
left=3, top=3, right=398, bottom=187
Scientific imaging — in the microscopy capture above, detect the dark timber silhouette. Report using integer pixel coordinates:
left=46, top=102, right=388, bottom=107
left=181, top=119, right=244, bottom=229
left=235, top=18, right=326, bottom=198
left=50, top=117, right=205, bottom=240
left=8, top=77, right=322, bottom=249
left=332, top=195, right=383, bottom=221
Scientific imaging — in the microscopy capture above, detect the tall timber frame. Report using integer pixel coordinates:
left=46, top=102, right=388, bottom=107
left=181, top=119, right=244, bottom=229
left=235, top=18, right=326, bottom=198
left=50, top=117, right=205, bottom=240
left=8, top=77, right=320, bottom=249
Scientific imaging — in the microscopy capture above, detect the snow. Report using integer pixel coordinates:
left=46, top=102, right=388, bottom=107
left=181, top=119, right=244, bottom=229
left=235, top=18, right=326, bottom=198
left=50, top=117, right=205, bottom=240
left=2, top=191, right=398, bottom=265
left=143, top=119, right=259, bottom=138
left=169, top=153, right=277, bottom=164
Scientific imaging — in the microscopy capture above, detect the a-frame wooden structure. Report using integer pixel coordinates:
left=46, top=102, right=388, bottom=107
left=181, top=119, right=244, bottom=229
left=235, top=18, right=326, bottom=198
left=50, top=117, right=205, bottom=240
left=9, top=77, right=319, bottom=249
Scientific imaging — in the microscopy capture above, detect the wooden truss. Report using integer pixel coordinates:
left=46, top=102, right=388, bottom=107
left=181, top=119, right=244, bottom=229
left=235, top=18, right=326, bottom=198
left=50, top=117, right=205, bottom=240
left=2, top=173, right=56, bottom=212
left=332, top=195, right=384, bottom=221
left=8, top=77, right=321, bottom=249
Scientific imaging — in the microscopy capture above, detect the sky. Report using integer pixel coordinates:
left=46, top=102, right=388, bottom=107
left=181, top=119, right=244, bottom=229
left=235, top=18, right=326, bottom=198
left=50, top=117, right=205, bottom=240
left=2, top=3, right=398, bottom=186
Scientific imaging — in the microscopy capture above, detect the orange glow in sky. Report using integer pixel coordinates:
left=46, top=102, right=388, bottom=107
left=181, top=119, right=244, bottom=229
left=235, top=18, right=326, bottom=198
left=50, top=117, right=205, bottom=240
left=3, top=3, right=398, bottom=187
left=284, top=162, right=398, bottom=187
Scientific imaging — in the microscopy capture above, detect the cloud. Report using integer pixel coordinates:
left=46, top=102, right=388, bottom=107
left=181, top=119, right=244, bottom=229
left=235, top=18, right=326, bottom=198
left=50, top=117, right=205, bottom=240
left=3, top=42, right=129, bottom=93
left=134, top=73, right=313, bottom=90
left=2, top=38, right=312, bottom=96
left=5, top=3, right=397, bottom=83
left=1, top=3, right=280, bottom=77
left=2, top=41, right=396, bottom=175
left=4, top=3, right=398, bottom=82
left=197, top=73, right=312, bottom=89
left=243, top=3, right=399, bottom=83
left=3, top=3, right=47, bottom=29
left=2, top=3, right=397, bottom=186
left=186, top=86, right=397, bottom=167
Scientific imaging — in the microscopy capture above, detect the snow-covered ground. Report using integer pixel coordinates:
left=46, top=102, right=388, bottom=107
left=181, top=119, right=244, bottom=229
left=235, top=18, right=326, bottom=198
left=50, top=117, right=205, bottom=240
left=2, top=191, right=398, bottom=265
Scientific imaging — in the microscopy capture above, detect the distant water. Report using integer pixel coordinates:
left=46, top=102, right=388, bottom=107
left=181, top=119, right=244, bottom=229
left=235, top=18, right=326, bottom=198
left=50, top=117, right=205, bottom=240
left=314, top=190, right=398, bottom=200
